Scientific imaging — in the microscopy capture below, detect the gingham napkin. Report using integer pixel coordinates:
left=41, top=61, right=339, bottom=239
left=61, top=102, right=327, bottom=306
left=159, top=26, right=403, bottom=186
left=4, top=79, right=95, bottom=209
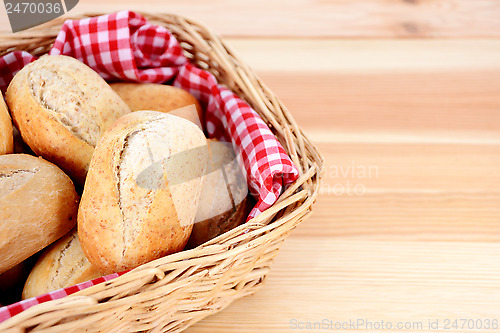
left=0, top=11, right=298, bottom=322
left=0, top=272, right=126, bottom=323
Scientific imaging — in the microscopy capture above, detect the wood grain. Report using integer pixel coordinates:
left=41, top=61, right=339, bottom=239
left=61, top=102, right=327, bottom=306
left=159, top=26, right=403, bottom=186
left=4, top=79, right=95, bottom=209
left=258, top=71, right=500, bottom=136
left=305, top=194, right=500, bottom=241
left=317, top=143, right=500, bottom=192
left=1, top=0, right=499, bottom=37
left=293, top=142, right=500, bottom=241
left=224, top=39, right=500, bottom=137
left=186, top=238, right=500, bottom=332
left=226, top=38, right=500, bottom=72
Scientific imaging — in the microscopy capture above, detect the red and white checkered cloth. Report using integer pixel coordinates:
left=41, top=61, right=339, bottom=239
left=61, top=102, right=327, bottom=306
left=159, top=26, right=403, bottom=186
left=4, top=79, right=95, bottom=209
left=0, top=11, right=298, bottom=322
left=0, top=272, right=126, bottom=323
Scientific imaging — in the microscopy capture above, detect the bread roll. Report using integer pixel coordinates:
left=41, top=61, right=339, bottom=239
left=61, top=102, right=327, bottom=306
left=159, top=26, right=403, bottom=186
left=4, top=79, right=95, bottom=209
left=0, top=154, right=78, bottom=274
left=0, top=91, right=14, bottom=155
left=78, top=111, right=208, bottom=274
left=22, top=229, right=103, bottom=300
left=5, top=55, right=131, bottom=185
left=187, top=139, right=252, bottom=248
left=110, top=83, right=203, bottom=128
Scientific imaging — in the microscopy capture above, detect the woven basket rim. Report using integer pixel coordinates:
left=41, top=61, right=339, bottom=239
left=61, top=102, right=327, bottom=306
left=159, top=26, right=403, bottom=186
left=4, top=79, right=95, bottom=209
left=0, top=11, right=324, bottom=332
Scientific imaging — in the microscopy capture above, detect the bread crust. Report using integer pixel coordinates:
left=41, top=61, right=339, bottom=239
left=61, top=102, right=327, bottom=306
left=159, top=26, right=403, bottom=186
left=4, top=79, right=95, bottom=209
left=22, top=229, right=103, bottom=300
left=0, top=154, right=78, bottom=274
left=0, top=91, right=13, bottom=155
left=78, top=111, right=208, bottom=274
left=5, top=55, right=130, bottom=185
left=110, top=83, right=203, bottom=128
left=187, top=139, right=251, bottom=248
left=187, top=195, right=252, bottom=249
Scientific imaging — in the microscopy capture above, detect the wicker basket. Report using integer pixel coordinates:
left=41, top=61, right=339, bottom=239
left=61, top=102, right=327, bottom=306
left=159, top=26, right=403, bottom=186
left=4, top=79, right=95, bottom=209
left=0, top=12, right=324, bottom=332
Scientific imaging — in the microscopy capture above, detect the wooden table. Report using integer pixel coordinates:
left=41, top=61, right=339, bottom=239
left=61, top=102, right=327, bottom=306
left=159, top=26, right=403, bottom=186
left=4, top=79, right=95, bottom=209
left=2, top=1, right=500, bottom=331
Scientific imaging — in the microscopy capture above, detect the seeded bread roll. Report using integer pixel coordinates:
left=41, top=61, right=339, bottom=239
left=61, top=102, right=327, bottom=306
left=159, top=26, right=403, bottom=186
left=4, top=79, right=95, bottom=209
left=187, top=139, right=252, bottom=248
left=78, top=111, right=208, bottom=274
left=0, top=154, right=78, bottom=274
left=0, top=91, right=14, bottom=155
left=5, top=55, right=131, bottom=185
left=22, top=229, right=103, bottom=300
left=110, top=83, right=203, bottom=128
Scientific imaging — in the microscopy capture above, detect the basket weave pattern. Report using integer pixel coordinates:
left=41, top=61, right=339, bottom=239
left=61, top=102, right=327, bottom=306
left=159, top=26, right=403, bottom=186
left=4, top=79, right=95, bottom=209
left=0, top=12, right=324, bottom=332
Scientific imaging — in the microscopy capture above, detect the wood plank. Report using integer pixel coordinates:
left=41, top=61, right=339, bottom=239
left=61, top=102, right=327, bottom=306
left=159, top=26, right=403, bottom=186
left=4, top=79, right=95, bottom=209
left=187, top=238, right=500, bottom=332
left=226, top=39, right=500, bottom=73
left=225, top=39, right=500, bottom=137
left=291, top=142, right=500, bottom=241
left=258, top=71, right=500, bottom=137
left=318, top=143, right=500, bottom=192
left=302, top=194, right=500, bottom=241
left=1, top=0, right=500, bottom=37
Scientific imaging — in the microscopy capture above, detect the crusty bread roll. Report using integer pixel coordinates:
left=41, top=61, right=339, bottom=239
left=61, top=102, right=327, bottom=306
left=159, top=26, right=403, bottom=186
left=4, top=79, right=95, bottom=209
left=22, top=229, right=103, bottom=300
left=0, top=154, right=78, bottom=274
left=0, top=91, right=14, bottom=155
left=5, top=55, right=131, bottom=185
left=187, top=139, right=252, bottom=248
left=110, top=83, right=203, bottom=128
left=78, top=111, right=208, bottom=274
